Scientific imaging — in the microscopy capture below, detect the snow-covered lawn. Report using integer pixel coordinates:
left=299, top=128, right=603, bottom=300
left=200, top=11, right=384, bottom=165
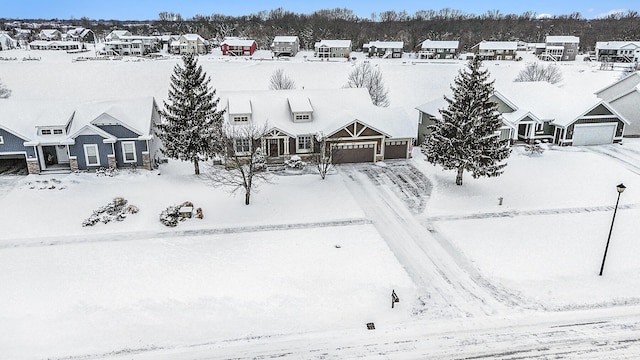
left=1, top=48, right=640, bottom=358
left=0, top=224, right=415, bottom=359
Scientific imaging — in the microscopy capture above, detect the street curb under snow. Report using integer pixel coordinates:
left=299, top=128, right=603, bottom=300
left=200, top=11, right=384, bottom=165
left=1, top=218, right=372, bottom=249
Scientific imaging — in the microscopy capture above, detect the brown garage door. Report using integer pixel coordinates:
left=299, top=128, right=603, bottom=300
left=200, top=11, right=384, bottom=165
left=384, top=140, right=409, bottom=159
left=333, top=143, right=375, bottom=163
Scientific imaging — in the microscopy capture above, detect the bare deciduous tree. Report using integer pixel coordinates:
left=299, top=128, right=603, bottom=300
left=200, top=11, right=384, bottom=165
left=269, top=68, right=296, bottom=90
left=515, top=62, right=563, bottom=84
left=205, top=122, right=272, bottom=205
left=313, top=132, right=337, bottom=179
left=345, top=62, right=390, bottom=107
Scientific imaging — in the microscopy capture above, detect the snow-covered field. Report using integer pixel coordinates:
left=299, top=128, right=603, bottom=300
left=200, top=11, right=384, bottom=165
left=1, top=48, right=640, bottom=359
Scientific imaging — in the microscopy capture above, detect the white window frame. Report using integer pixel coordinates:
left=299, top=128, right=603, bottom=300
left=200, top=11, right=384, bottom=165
left=121, top=141, right=137, bottom=163
left=232, top=115, right=249, bottom=123
left=235, top=138, right=251, bottom=155
left=0, top=136, right=3, bottom=144
left=84, top=144, right=100, bottom=166
left=53, top=129, right=63, bottom=135
left=296, top=135, right=312, bottom=153
left=41, top=129, right=52, bottom=135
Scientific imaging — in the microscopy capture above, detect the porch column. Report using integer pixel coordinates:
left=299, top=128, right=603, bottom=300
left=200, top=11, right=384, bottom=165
left=283, top=137, right=290, bottom=155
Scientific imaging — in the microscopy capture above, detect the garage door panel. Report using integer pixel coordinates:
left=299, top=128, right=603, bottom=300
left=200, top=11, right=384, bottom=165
left=333, top=143, right=375, bottom=163
left=573, top=123, right=616, bottom=146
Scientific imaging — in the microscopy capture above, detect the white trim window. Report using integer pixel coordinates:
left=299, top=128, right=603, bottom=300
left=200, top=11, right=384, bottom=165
left=296, top=135, right=312, bottom=153
left=121, top=141, right=137, bottom=163
left=41, top=129, right=52, bottom=135
left=0, top=135, right=3, bottom=144
left=84, top=144, right=100, bottom=166
left=235, top=138, right=251, bottom=155
left=232, top=115, right=249, bottom=123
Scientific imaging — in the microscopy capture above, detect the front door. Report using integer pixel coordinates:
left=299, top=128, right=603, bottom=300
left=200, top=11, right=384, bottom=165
left=42, top=146, right=58, bottom=166
left=269, top=139, right=279, bottom=157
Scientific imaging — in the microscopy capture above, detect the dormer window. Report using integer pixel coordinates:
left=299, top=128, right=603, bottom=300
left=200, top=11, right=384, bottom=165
left=232, top=115, right=250, bottom=123
left=295, top=114, right=310, bottom=121
left=41, top=129, right=52, bottom=135
left=53, top=129, right=63, bottom=135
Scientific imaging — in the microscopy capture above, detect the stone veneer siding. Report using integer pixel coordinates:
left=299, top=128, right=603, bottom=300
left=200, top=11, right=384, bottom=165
left=26, top=158, right=40, bottom=174
left=142, top=151, right=151, bottom=170
left=107, top=154, right=117, bottom=169
left=69, top=156, right=79, bottom=172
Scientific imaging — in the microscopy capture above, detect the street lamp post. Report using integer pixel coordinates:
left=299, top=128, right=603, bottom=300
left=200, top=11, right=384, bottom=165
left=599, top=183, right=626, bottom=276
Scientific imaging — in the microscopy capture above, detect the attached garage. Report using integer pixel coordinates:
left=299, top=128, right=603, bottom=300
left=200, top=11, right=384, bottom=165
left=572, top=123, right=617, bottom=146
left=0, top=153, right=28, bottom=174
left=333, top=143, right=375, bottom=163
left=384, top=140, right=410, bottom=159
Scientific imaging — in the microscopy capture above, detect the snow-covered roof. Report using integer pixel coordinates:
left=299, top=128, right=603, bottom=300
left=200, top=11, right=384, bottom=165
left=476, top=41, right=518, bottom=50
left=546, top=36, right=580, bottom=44
left=182, top=34, right=205, bottom=42
left=221, top=38, right=256, bottom=47
left=415, top=97, right=447, bottom=117
left=228, top=97, right=252, bottom=114
left=273, top=36, right=298, bottom=43
left=0, top=100, right=76, bottom=142
left=39, top=29, right=60, bottom=37
left=363, top=41, right=404, bottom=49
left=594, top=72, right=640, bottom=101
left=287, top=96, right=313, bottom=113
left=315, top=40, right=352, bottom=49
left=494, top=82, right=613, bottom=127
left=219, top=88, right=416, bottom=139
left=68, top=97, right=157, bottom=137
left=595, top=41, right=640, bottom=50
left=420, top=40, right=459, bottom=50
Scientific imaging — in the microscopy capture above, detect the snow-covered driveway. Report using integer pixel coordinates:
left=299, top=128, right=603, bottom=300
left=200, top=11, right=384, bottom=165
left=337, top=162, right=519, bottom=318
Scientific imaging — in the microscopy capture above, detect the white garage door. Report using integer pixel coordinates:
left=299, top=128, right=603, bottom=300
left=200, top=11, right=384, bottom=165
left=573, top=123, right=617, bottom=146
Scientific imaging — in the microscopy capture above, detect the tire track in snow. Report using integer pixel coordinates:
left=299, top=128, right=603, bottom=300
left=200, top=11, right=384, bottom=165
left=338, top=163, right=510, bottom=318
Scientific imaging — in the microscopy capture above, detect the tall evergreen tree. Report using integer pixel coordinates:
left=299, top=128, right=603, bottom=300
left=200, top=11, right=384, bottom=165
left=422, top=56, right=510, bottom=186
left=157, top=53, right=224, bottom=174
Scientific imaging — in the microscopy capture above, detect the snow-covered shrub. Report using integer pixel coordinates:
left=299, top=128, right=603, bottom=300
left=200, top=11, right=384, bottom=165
left=524, top=142, right=545, bottom=156
left=159, top=205, right=180, bottom=227
left=82, top=197, right=138, bottom=226
left=0, top=79, right=11, bottom=99
left=96, top=167, right=119, bottom=177
left=284, top=155, right=306, bottom=170
left=159, top=201, right=202, bottom=227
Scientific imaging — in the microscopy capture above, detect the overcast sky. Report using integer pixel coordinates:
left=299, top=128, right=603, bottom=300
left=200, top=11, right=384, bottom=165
left=3, top=0, right=639, bottom=20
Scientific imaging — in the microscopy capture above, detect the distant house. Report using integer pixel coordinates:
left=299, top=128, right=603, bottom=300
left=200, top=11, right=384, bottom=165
left=66, top=27, right=96, bottom=43
left=29, top=40, right=81, bottom=51
left=540, top=36, right=580, bottom=61
left=363, top=41, right=403, bottom=58
left=220, top=38, right=257, bottom=56
left=0, top=98, right=162, bottom=174
left=418, top=40, right=459, bottom=59
left=219, top=88, right=416, bottom=163
left=271, top=36, right=299, bottom=57
left=595, top=41, right=640, bottom=63
left=103, top=34, right=159, bottom=56
left=37, top=29, right=62, bottom=41
left=471, top=41, right=518, bottom=60
left=314, top=40, right=352, bottom=59
left=595, top=72, right=640, bottom=137
left=0, top=32, right=17, bottom=50
left=105, top=30, right=132, bottom=42
left=416, top=82, right=628, bottom=146
left=170, top=34, right=209, bottom=55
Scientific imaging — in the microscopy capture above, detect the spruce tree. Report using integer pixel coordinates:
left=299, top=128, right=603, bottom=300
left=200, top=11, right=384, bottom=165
left=157, top=53, right=224, bottom=175
left=422, top=56, right=511, bottom=186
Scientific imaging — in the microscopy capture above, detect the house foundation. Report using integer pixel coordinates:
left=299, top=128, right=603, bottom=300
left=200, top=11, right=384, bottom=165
left=107, top=154, right=117, bottom=169
left=69, top=156, right=79, bottom=172
left=142, top=151, right=151, bottom=170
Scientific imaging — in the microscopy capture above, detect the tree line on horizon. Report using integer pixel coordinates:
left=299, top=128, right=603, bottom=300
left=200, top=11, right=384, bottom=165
left=4, top=7, right=640, bottom=51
